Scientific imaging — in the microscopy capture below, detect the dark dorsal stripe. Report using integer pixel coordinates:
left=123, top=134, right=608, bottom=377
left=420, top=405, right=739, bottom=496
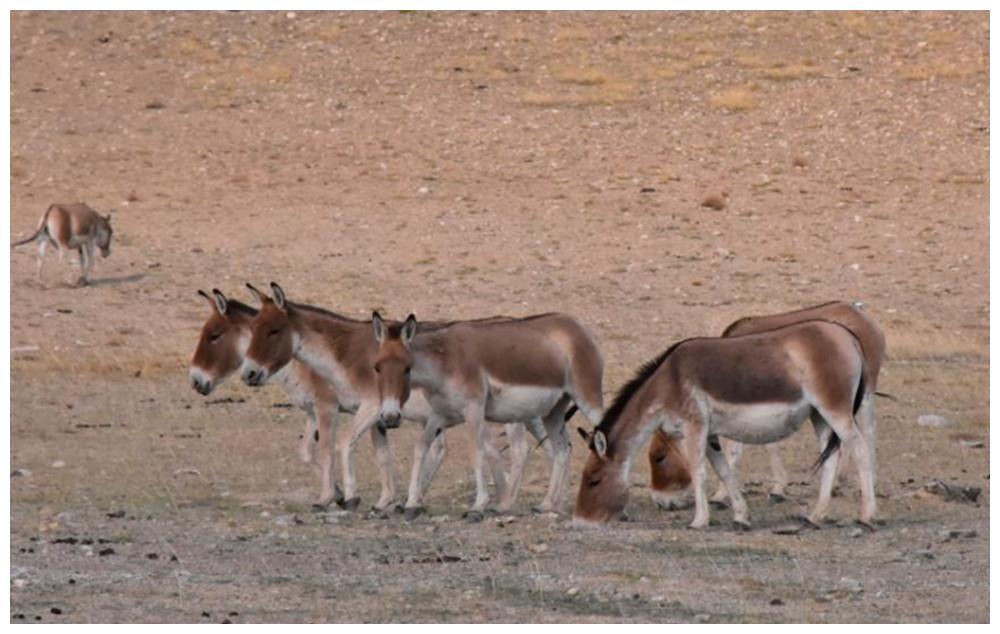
left=596, top=338, right=694, bottom=436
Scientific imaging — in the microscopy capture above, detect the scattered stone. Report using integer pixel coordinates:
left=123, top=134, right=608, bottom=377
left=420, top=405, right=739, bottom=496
left=98, top=547, right=115, bottom=556
left=566, top=587, right=579, bottom=596
left=838, top=577, right=863, bottom=595
left=11, top=468, right=32, bottom=478
left=938, top=529, right=977, bottom=542
left=848, top=527, right=865, bottom=538
left=50, top=608, right=62, bottom=615
left=912, top=549, right=935, bottom=560
left=106, top=509, right=126, bottom=519
left=51, top=460, right=66, bottom=469
left=772, top=523, right=803, bottom=536
left=13, top=578, right=28, bottom=589
left=959, top=439, right=984, bottom=449
left=917, top=414, right=954, bottom=428
left=530, top=543, right=549, bottom=554
left=770, top=597, right=784, bottom=606
left=923, top=479, right=981, bottom=504
left=146, top=553, right=159, bottom=560
left=202, top=611, right=211, bottom=618
left=701, top=194, right=726, bottom=210
left=695, top=613, right=711, bottom=623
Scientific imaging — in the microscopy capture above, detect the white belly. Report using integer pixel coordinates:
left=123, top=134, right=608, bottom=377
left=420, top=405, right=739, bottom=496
left=709, top=399, right=813, bottom=445
left=484, top=381, right=563, bottom=423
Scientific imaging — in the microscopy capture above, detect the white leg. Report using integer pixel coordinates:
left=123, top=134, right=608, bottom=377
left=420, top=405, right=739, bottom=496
left=807, top=414, right=840, bottom=526
left=484, top=433, right=507, bottom=506
left=710, top=439, right=743, bottom=503
left=706, top=437, right=749, bottom=528
left=495, top=423, right=529, bottom=512
left=370, top=424, right=397, bottom=510
left=464, top=403, right=491, bottom=513
left=336, top=402, right=379, bottom=507
left=35, top=239, right=47, bottom=281
left=405, top=416, right=444, bottom=512
left=535, top=410, right=571, bottom=512
left=418, top=429, right=448, bottom=497
left=688, top=428, right=711, bottom=529
left=300, top=408, right=318, bottom=464
left=767, top=443, right=788, bottom=499
left=314, top=405, right=339, bottom=507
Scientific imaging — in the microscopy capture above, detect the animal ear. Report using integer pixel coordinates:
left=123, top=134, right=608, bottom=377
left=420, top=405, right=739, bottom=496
left=593, top=430, right=608, bottom=459
left=372, top=311, right=386, bottom=345
left=197, top=289, right=216, bottom=312
left=401, top=314, right=417, bottom=346
left=269, top=282, right=287, bottom=311
left=211, top=288, right=228, bottom=315
left=246, top=283, right=267, bottom=306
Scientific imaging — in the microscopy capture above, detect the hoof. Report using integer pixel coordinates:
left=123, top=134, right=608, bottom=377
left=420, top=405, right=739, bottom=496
left=855, top=519, right=877, bottom=533
left=709, top=499, right=730, bottom=510
left=768, top=493, right=786, bottom=504
left=333, top=486, right=345, bottom=506
left=733, top=520, right=752, bottom=532
left=687, top=522, right=709, bottom=531
left=618, top=511, right=632, bottom=523
left=462, top=510, right=484, bottom=524
left=483, top=508, right=500, bottom=517
left=403, top=506, right=426, bottom=521
left=799, top=516, right=822, bottom=530
left=366, top=507, right=390, bottom=520
left=338, top=496, right=361, bottom=511
left=393, top=503, right=405, bottom=515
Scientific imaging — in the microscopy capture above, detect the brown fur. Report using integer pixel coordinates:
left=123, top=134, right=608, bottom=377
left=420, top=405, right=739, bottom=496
left=13, top=203, right=113, bottom=285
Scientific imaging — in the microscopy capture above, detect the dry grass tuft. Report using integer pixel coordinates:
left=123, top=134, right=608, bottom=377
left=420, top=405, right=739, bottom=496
left=761, top=63, right=821, bottom=81
left=710, top=87, right=757, bottom=111
left=522, top=81, right=633, bottom=108
left=900, top=62, right=983, bottom=81
left=554, top=67, right=611, bottom=86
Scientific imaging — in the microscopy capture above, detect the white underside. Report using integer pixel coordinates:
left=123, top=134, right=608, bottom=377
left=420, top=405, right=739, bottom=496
left=706, top=396, right=813, bottom=444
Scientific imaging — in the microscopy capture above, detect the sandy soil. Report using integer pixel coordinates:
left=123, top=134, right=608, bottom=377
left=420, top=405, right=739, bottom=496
left=9, top=11, right=989, bottom=623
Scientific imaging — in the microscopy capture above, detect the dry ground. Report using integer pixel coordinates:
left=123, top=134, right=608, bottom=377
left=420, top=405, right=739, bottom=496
left=9, top=11, right=989, bottom=623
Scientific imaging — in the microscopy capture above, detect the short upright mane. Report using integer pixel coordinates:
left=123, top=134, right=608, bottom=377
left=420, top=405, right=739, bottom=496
left=596, top=338, right=692, bottom=436
left=226, top=299, right=258, bottom=318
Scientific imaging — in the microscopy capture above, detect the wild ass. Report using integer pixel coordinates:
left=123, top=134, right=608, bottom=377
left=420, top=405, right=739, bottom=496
left=188, top=288, right=346, bottom=506
left=237, top=283, right=525, bottom=513
left=574, top=320, right=877, bottom=530
left=647, top=301, right=886, bottom=510
left=12, top=203, right=113, bottom=286
left=370, top=310, right=605, bottom=520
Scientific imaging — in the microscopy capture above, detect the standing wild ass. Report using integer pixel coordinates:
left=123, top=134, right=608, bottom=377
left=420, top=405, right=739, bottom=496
left=647, top=301, right=886, bottom=510
left=574, top=320, right=877, bottom=530
left=188, top=289, right=346, bottom=506
left=237, top=283, right=526, bottom=513
left=12, top=202, right=113, bottom=286
left=370, top=310, right=604, bottom=520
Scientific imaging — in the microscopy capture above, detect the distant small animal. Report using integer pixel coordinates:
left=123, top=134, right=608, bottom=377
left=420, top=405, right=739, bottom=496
left=12, top=203, right=113, bottom=286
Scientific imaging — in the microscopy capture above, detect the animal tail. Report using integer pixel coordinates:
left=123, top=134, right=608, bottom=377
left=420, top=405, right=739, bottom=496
left=812, top=433, right=841, bottom=473
left=852, top=363, right=867, bottom=416
left=11, top=205, right=54, bottom=247
left=874, top=390, right=897, bottom=401
left=813, top=361, right=866, bottom=473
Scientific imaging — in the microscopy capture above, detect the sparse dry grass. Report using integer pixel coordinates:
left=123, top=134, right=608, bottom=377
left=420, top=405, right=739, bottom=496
left=760, top=63, right=821, bottom=81
left=709, top=87, right=757, bottom=111
left=900, top=61, right=985, bottom=81
left=554, top=67, right=611, bottom=86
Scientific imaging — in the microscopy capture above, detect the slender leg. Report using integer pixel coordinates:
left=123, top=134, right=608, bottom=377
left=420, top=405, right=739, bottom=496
left=687, top=426, right=711, bottom=529
left=370, top=424, right=397, bottom=510
left=35, top=239, right=47, bottom=281
left=483, top=432, right=507, bottom=507
left=844, top=411, right=877, bottom=526
left=706, top=436, right=749, bottom=528
left=405, top=415, right=445, bottom=513
left=335, top=402, right=379, bottom=507
left=767, top=444, right=788, bottom=499
left=313, top=404, right=339, bottom=507
left=710, top=439, right=743, bottom=503
left=299, top=406, right=318, bottom=464
left=535, top=409, right=571, bottom=513
left=806, top=413, right=840, bottom=526
left=495, top=422, right=529, bottom=512
left=418, top=428, right=448, bottom=497
left=463, top=402, right=491, bottom=513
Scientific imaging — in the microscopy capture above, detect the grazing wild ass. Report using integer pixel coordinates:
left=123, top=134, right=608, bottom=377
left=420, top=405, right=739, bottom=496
left=188, top=289, right=345, bottom=506
left=12, top=203, right=113, bottom=286
left=237, top=283, right=524, bottom=513
left=574, top=320, right=877, bottom=530
left=370, top=310, right=604, bottom=520
left=647, top=301, right=886, bottom=510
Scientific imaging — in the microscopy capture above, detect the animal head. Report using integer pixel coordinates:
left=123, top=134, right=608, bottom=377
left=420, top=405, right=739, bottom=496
left=97, top=213, right=113, bottom=257
left=573, top=427, right=629, bottom=524
left=189, top=289, right=254, bottom=395
left=241, top=282, right=297, bottom=386
left=371, top=311, right=417, bottom=429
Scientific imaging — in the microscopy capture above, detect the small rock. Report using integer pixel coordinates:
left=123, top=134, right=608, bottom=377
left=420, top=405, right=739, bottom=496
left=701, top=195, right=726, bottom=210
left=51, top=460, right=66, bottom=469
left=13, top=578, right=28, bottom=589
left=924, top=479, right=981, bottom=504
left=772, top=524, right=803, bottom=536
left=959, top=439, right=984, bottom=449
left=913, top=549, right=935, bottom=560
left=770, top=597, right=784, bottom=606
left=939, top=529, right=977, bottom=542
left=567, top=587, right=579, bottom=596
left=417, top=186, right=430, bottom=195
left=917, top=414, right=954, bottom=428
left=530, top=543, right=549, bottom=554
left=11, top=468, right=32, bottom=478
left=98, top=547, right=115, bottom=556
left=50, top=608, right=62, bottom=615
left=848, top=527, right=865, bottom=538
left=695, top=614, right=711, bottom=623
left=838, top=577, right=863, bottom=594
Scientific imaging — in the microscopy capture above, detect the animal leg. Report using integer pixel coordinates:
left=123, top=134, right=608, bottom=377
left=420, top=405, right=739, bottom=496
left=313, top=404, right=339, bottom=507
left=418, top=428, right=448, bottom=497
left=405, top=415, right=444, bottom=513
left=300, top=407, right=318, bottom=464
left=463, top=403, right=492, bottom=513
left=535, top=408, right=571, bottom=513
left=806, top=413, right=840, bottom=526
left=335, top=402, right=379, bottom=507
left=370, top=424, right=398, bottom=511
left=495, top=422, right=529, bottom=512
left=844, top=407, right=877, bottom=526
left=710, top=439, right=743, bottom=503
left=35, top=239, right=47, bottom=281
left=686, top=425, right=711, bottom=529
left=706, top=436, right=750, bottom=528
left=766, top=443, right=788, bottom=499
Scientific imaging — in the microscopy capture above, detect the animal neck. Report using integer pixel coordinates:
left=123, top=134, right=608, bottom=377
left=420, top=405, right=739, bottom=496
left=407, top=332, right=449, bottom=393
left=286, top=305, right=369, bottom=405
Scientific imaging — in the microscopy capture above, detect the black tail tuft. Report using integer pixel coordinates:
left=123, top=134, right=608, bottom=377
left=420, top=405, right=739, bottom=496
left=812, top=433, right=841, bottom=473
left=852, top=365, right=867, bottom=416
left=564, top=405, right=579, bottom=422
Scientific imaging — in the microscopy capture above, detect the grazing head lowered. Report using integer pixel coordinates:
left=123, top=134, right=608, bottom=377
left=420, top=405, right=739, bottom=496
left=241, top=282, right=297, bottom=387
left=574, top=427, right=629, bottom=524
left=96, top=213, right=113, bottom=257
left=189, top=289, right=254, bottom=395
left=371, top=311, right=417, bottom=429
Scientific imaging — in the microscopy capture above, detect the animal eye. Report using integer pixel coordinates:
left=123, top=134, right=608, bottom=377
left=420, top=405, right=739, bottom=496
left=209, top=332, right=222, bottom=343
left=405, top=366, right=411, bottom=375
left=268, top=327, right=281, bottom=337
left=588, top=477, right=602, bottom=488
left=374, top=364, right=381, bottom=374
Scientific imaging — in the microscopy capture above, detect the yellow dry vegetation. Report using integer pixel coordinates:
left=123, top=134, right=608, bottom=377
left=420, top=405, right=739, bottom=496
left=710, top=87, right=757, bottom=111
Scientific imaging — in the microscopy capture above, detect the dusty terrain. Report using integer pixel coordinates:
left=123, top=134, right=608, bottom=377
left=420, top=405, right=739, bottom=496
left=9, top=11, right=989, bottom=623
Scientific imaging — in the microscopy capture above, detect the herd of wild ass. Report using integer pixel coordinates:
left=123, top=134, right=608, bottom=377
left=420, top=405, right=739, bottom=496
left=190, top=283, right=886, bottom=531
left=14, top=203, right=887, bottom=531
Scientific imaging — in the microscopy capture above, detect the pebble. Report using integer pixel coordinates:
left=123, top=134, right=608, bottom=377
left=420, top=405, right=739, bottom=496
left=11, top=468, right=32, bottom=478
left=917, top=414, right=954, bottom=428
left=51, top=460, right=66, bottom=469
left=13, top=578, right=28, bottom=589
left=566, top=587, right=579, bottom=596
